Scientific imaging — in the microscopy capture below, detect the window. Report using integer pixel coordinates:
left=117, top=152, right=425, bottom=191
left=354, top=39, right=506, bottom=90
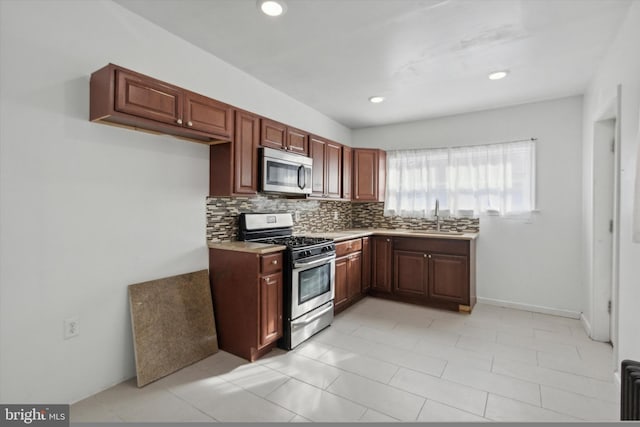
left=384, top=140, right=536, bottom=217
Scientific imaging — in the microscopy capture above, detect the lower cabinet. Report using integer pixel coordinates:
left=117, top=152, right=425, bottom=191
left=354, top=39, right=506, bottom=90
left=209, top=249, right=283, bottom=361
left=429, top=253, right=469, bottom=304
left=361, top=236, right=371, bottom=292
left=335, top=256, right=349, bottom=309
left=371, top=236, right=393, bottom=293
left=334, top=239, right=364, bottom=314
left=393, top=250, right=428, bottom=298
left=259, top=272, right=283, bottom=347
left=375, top=236, right=476, bottom=313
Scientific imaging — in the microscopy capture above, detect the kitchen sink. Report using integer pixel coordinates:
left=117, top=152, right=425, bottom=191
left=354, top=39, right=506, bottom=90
left=401, top=230, right=465, bottom=235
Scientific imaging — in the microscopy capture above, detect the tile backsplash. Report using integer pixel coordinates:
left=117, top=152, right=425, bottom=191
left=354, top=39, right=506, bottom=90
left=352, top=202, right=479, bottom=232
left=206, top=197, right=478, bottom=243
left=206, top=195, right=352, bottom=242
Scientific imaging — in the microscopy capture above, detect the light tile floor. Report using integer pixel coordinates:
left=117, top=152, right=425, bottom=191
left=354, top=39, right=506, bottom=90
left=71, top=298, right=620, bottom=422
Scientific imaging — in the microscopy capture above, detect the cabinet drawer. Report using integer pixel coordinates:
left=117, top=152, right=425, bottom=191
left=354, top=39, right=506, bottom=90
left=261, top=253, right=283, bottom=274
left=336, top=238, right=362, bottom=257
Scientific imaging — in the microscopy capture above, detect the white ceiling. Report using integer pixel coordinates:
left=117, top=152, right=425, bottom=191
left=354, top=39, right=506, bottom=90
left=115, top=0, right=632, bottom=129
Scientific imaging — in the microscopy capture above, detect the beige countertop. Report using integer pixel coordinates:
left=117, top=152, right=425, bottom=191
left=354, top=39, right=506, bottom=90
left=302, top=228, right=479, bottom=242
left=208, top=229, right=478, bottom=253
left=207, top=241, right=287, bottom=254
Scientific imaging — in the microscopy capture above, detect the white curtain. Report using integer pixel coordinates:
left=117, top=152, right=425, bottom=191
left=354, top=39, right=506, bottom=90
left=384, top=141, right=536, bottom=217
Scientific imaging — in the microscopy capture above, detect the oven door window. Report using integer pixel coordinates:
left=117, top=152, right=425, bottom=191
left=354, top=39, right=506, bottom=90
left=298, top=263, right=331, bottom=304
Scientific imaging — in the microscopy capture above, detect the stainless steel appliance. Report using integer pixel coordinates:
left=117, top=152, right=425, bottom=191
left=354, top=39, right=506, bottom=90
left=260, top=147, right=313, bottom=195
left=239, top=213, right=335, bottom=349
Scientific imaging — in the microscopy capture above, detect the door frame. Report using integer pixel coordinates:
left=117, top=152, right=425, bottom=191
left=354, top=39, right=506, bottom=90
left=589, top=86, right=621, bottom=368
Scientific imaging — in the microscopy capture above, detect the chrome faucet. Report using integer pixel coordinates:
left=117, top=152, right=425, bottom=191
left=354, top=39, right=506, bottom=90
left=434, top=199, right=441, bottom=231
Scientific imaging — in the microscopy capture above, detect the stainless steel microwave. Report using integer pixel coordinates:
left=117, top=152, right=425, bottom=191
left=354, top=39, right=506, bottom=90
left=260, top=147, right=313, bottom=195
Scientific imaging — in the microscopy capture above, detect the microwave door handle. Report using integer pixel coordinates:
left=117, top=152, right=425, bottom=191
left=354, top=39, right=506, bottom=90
left=297, top=165, right=306, bottom=190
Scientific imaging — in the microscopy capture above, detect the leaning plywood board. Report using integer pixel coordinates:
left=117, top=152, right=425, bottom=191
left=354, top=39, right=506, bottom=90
left=128, top=269, right=218, bottom=387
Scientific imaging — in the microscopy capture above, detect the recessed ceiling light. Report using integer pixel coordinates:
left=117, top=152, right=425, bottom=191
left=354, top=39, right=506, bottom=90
left=369, top=96, right=385, bottom=104
left=488, top=70, right=509, bottom=80
left=258, top=0, right=286, bottom=17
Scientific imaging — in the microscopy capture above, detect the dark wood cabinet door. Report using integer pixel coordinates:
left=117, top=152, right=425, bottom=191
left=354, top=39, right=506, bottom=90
left=393, top=250, right=428, bottom=298
left=184, top=91, right=233, bottom=138
left=259, top=272, right=283, bottom=348
left=347, top=253, right=362, bottom=300
left=234, top=110, right=259, bottom=194
left=361, top=237, right=371, bottom=292
left=372, top=237, right=392, bottom=293
left=334, top=256, right=349, bottom=310
left=353, top=149, right=378, bottom=201
left=342, top=146, right=352, bottom=200
left=115, top=69, right=183, bottom=126
left=261, top=119, right=287, bottom=150
left=309, top=136, right=326, bottom=196
left=287, top=127, right=309, bottom=156
left=428, top=254, right=469, bottom=304
left=326, top=142, right=342, bottom=198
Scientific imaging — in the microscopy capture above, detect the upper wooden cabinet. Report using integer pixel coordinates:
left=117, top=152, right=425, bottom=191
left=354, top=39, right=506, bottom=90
left=353, top=149, right=386, bottom=202
left=342, top=146, right=352, bottom=200
left=210, top=110, right=260, bottom=196
left=184, top=91, right=233, bottom=138
left=260, top=119, right=309, bottom=156
left=309, top=136, right=342, bottom=199
left=261, top=119, right=287, bottom=150
left=287, top=127, right=309, bottom=155
left=91, top=64, right=233, bottom=143
left=114, top=68, right=182, bottom=125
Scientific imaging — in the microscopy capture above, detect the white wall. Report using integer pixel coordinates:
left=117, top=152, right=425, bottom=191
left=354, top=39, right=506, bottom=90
left=0, top=0, right=350, bottom=404
left=582, top=1, right=640, bottom=366
left=353, top=97, right=584, bottom=317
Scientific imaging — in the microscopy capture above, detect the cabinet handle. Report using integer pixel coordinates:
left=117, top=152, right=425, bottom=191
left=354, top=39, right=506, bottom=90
left=265, top=277, right=271, bottom=283
left=176, top=119, right=183, bottom=125
left=424, top=254, right=427, bottom=258
left=386, top=239, right=390, bottom=242
left=187, top=121, right=193, bottom=127
left=271, top=260, right=278, bottom=265
left=428, top=254, right=432, bottom=258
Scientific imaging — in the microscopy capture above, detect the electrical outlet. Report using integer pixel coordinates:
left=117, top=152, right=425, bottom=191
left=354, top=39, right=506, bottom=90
left=333, top=211, right=338, bottom=220
left=64, top=317, right=79, bottom=340
left=294, top=211, right=301, bottom=221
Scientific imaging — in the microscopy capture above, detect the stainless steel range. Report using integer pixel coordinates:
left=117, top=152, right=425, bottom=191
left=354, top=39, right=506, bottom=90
left=239, top=213, right=335, bottom=349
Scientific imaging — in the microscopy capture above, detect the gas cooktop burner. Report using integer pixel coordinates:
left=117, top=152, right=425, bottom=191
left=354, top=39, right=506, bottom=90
left=261, top=236, right=333, bottom=249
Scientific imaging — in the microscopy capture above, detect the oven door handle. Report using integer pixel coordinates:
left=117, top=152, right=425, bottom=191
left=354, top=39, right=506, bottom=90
left=291, top=303, right=334, bottom=327
left=293, top=255, right=335, bottom=269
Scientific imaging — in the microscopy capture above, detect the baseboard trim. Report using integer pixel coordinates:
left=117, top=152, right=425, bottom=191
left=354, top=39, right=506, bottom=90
left=614, top=370, right=621, bottom=387
left=476, top=297, right=581, bottom=319
left=580, top=313, right=592, bottom=337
